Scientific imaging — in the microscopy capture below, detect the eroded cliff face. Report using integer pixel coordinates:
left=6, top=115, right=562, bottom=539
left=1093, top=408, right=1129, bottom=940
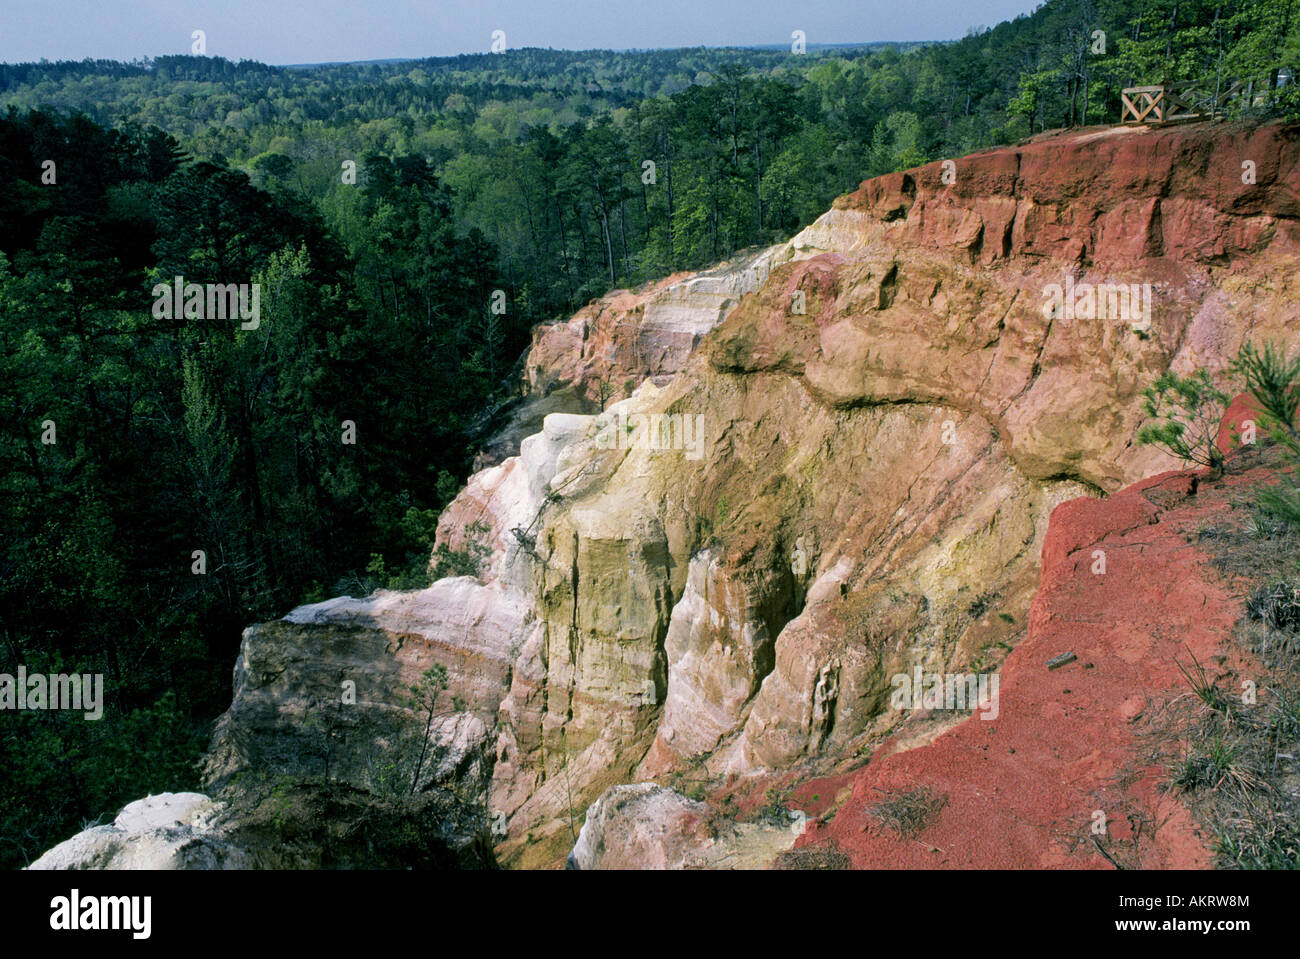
left=36, top=121, right=1299, bottom=870
left=524, top=246, right=785, bottom=406
left=470, top=246, right=785, bottom=470
left=473, top=121, right=1300, bottom=867
left=781, top=451, right=1278, bottom=869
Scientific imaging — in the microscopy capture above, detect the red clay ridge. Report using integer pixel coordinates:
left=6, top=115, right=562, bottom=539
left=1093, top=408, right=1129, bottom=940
left=836, top=122, right=1300, bottom=268
left=794, top=463, right=1274, bottom=868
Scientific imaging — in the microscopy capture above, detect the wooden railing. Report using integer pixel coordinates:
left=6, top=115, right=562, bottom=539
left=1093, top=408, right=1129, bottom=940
left=1121, top=79, right=1256, bottom=124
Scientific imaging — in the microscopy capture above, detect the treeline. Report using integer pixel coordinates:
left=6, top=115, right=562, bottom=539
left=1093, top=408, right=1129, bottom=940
left=0, top=109, right=517, bottom=866
left=4, top=1, right=1294, bottom=328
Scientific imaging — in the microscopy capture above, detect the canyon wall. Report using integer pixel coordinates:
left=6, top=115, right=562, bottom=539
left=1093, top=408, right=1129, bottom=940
left=477, top=121, right=1300, bottom=866
left=34, top=120, right=1300, bottom=870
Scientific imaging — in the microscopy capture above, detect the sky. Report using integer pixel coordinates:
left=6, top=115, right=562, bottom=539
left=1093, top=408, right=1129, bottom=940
left=0, top=0, right=1044, bottom=65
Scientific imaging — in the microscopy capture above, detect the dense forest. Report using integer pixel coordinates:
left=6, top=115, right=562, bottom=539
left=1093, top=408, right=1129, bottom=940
left=6, top=1, right=1296, bottom=319
left=1, top=0, right=1297, bottom=868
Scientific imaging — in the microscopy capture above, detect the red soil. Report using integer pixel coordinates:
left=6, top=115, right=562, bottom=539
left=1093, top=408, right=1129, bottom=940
left=794, top=453, right=1273, bottom=868
left=839, top=122, right=1300, bottom=269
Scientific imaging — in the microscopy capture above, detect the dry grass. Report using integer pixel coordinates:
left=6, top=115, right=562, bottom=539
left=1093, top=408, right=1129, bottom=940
left=866, top=786, right=948, bottom=840
left=775, top=844, right=854, bottom=870
left=1169, top=478, right=1300, bottom=869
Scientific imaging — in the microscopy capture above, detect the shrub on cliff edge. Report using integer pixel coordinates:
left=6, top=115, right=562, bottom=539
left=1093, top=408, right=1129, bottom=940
left=1234, top=340, right=1300, bottom=532
left=1138, top=369, right=1233, bottom=477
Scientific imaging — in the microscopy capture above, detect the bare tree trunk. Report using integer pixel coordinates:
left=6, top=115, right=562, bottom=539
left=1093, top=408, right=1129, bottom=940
left=600, top=208, right=615, bottom=287
left=619, top=200, right=630, bottom=278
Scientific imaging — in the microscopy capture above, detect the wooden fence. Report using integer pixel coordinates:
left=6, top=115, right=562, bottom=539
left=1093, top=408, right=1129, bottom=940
left=1121, top=79, right=1258, bottom=124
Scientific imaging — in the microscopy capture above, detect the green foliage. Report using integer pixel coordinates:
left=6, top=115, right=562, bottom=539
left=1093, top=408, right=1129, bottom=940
left=759, top=784, right=797, bottom=825
left=429, top=520, right=492, bottom=581
left=1214, top=822, right=1300, bottom=869
left=1176, top=647, right=1230, bottom=713
left=435, top=470, right=462, bottom=507
left=356, top=663, right=452, bottom=799
left=867, top=111, right=929, bottom=174
left=406, top=664, right=449, bottom=795
left=1009, top=69, right=1059, bottom=137
left=1235, top=340, right=1300, bottom=531
left=6, top=1, right=1291, bottom=331
left=1253, top=456, right=1300, bottom=532
left=411, top=664, right=449, bottom=705
left=0, top=691, right=206, bottom=867
left=0, top=108, right=504, bottom=864
left=1233, top=340, right=1300, bottom=437
left=1173, top=737, right=1241, bottom=790
left=1137, top=369, right=1233, bottom=474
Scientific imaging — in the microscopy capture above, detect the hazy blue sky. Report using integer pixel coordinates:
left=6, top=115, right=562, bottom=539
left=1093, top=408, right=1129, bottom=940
left=1, top=0, right=1043, bottom=64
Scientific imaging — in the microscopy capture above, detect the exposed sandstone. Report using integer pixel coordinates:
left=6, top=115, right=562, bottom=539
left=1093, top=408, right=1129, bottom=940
left=37, top=121, right=1300, bottom=871
left=203, top=579, right=529, bottom=798
left=567, top=783, right=799, bottom=869
left=28, top=794, right=246, bottom=870
left=485, top=121, right=1299, bottom=866
left=789, top=460, right=1275, bottom=868
left=524, top=245, right=788, bottom=413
